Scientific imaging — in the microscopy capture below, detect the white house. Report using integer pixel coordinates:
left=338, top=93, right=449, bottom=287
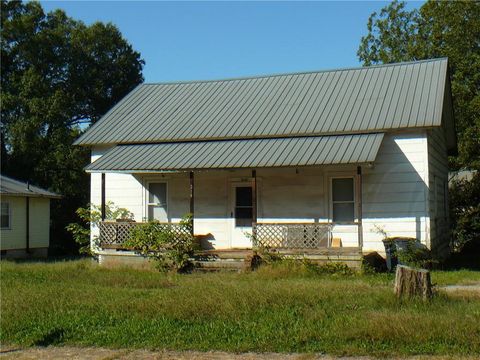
left=76, top=58, right=455, bottom=264
left=0, top=175, right=61, bottom=258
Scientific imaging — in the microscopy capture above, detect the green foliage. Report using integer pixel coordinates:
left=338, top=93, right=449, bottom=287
left=124, top=215, right=196, bottom=272
left=449, top=172, right=480, bottom=252
left=358, top=0, right=480, bottom=171
left=65, top=202, right=133, bottom=254
left=317, top=261, right=355, bottom=276
left=396, top=240, right=437, bottom=269
left=2, top=260, right=479, bottom=355
left=255, top=248, right=355, bottom=276
left=1, top=0, right=144, bottom=254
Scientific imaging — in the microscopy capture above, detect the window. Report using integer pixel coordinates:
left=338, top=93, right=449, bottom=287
left=1, top=202, right=11, bottom=229
left=332, top=178, right=355, bottom=223
left=147, top=182, right=168, bottom=222
left=235, top=186, right=253, bottom=227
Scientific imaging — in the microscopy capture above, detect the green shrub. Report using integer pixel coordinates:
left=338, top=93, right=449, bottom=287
left=124, top=214, right=195, bottom=272
left=396, top=240, right=437, bottom=269
left=66, top=202, right=133, bottom=254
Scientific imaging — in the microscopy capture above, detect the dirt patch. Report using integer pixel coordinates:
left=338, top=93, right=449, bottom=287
left=0, top=346, right=477, bottom=360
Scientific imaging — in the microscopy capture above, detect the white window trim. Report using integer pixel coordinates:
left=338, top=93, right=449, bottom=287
left=329, top=176, right=357, bottom=224
left=1, top=202, right=11, bottom=230
left=145, top=180, right=169, bottom=223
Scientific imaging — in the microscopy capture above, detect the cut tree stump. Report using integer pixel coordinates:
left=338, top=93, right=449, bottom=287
left=394, top=265, right=432, bottom=300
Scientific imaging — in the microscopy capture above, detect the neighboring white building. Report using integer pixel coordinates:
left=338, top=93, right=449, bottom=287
left=0, top=175, right=61, bottom=258
left=76, top=58, right=456, bottom=260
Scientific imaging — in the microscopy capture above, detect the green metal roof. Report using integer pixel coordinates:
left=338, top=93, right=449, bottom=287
left=75, top=58, right=450, bottom=146
left=0, top=175, right=61, bottom=198
left=85, top=133, right=384, bottom=172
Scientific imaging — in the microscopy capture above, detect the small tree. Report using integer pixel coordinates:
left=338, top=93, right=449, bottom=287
left=66, top=202, right=133, bottom=254
left=125, top=214, right=196, bottom=272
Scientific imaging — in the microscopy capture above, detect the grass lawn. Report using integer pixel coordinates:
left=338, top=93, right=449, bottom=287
left=1, top=259, right=479, bottom=357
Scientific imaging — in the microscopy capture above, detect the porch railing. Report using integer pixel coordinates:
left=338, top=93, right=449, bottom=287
left=98, top=221, right=190, bottom=248
left=252, top=223, right=332, bottom=249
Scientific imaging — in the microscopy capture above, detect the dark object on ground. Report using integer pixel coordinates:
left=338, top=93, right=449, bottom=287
left=394, top=265, right=432, bottom=300
left=363, top=251, right=387, bottom=272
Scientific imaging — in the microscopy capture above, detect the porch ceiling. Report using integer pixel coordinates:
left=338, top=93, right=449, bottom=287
left=85, top=133, right=384, bottom=172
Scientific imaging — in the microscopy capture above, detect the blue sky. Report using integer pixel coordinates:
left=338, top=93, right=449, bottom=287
left=41, top=1, right=423, bottom=83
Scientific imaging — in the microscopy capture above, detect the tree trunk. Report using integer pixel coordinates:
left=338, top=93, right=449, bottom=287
left=394, top=265, right=432, bottom=300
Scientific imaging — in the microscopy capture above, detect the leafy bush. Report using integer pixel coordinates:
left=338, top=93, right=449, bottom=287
left=66, top=202, right=133, bottom=254
left=124, top=214, right=195, bottom=272
left=395, top=240, right=437, bottom=269
left=449, top=172, right=480, bottom=253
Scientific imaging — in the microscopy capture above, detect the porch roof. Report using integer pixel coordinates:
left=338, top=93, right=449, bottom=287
left=85, top=133, right=384, bottom=172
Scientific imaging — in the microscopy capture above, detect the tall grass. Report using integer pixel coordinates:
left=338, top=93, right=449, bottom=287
left=1, top=260, right=479, bottom=356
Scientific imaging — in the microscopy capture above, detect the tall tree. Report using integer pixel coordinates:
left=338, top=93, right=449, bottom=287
left=358, top=0, right=480, bottom=171
left=1, top=1, right=144, bottom=253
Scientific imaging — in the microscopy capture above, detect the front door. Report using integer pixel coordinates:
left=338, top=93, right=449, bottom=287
left=230, top=184, right=253, bottom=248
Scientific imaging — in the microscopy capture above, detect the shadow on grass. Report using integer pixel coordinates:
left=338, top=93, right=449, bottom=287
left=4, top=255, right=90, bottom=265
left=33, top=328, right=68, bottom=347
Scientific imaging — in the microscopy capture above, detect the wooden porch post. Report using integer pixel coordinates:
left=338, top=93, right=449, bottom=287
left=189, top=171, right=194, bottom=235
left=101, top=173, right=106, bottom=221
left=252, top=170, right=257, bottom=237
left=357, top=166, right=363, bottom=249
left=26, top=196, right=30, bottom=254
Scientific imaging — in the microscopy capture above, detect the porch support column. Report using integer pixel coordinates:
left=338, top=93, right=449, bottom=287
left=252, top=170, right=257, bottom=237
left=189, top=171, right=194, bottom=235
left=357, top=166, right=363, bottom=249
left=101, top=173, right=106, bottom=221
left=26, top=196, right=30, bottom=254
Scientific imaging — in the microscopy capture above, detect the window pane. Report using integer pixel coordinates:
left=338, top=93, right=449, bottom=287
left=332, top=178, right=354, bottom=201
left=236, top=187, right=252, bottom=207
left=149, top=183, right=166, bottom=205
left=1, top=203, right=9, bottom=228
left=148, top=205, right=168, bottom=222
left=333, top=203, right=354, bottom=222
left=235, top=207, right=252, bottom=227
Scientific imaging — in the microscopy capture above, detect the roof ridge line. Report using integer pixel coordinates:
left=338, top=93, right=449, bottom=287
left=142, top=58, right=448, bottom=85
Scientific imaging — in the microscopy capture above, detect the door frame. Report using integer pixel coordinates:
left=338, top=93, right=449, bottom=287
left=228, top=178, right=256, bottom=248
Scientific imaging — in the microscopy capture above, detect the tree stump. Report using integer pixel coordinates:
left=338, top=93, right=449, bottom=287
left=394, top=265, right=432, bottom=300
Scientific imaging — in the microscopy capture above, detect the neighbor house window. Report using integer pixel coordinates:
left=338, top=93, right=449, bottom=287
left=147, top=182, right=168, bottom=222
left=332, top=178, right=355, bottom=223
left=1, top=202, right=11, bottom=229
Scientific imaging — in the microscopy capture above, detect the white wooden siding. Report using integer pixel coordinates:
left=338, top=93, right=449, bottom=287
left=0, top=195, right=50, bottom=250
left=361, top=131, right=429, bottom=253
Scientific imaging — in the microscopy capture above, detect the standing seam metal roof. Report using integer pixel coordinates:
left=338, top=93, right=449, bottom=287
left=85, top=133, right=385, bottom=172
left=0, top=175, right=61, bottom=198
left=75, top=58, right=449, bottom=146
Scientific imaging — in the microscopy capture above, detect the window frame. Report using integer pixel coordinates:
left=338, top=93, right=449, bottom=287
left=1, top=201, right=11, bottom=230
left=145, top=181, right=169, bottom=223
left=330, top=176, right=356, bottom=224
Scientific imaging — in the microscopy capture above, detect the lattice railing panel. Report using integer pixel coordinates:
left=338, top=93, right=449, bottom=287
left=99, top=222, right=191, bottom=247
left=253, top=223, right=331, bottom=249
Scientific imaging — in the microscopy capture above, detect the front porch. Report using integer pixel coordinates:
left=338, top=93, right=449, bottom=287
left=98, top=220, right=361, bottom=250
left=97, top=220, right=363, bottom=270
